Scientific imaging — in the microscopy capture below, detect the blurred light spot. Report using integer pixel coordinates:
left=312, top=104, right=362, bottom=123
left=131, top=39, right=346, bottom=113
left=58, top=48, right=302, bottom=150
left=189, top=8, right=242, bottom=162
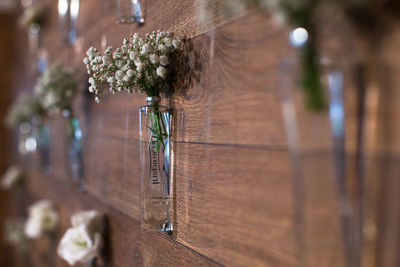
left=19, top=122, right=31, bottom=135
left=70, top=0, right=79, bottom=19
left=58, top=0, right=68, bottom=16
left=289, top=27, right=308, bottom=47
left=25, top=137, right=37, bottom=152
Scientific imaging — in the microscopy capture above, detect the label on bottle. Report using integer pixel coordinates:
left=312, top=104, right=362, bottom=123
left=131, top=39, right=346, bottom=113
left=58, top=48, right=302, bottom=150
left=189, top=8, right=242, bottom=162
left=150, top=140, right=160, bottom=185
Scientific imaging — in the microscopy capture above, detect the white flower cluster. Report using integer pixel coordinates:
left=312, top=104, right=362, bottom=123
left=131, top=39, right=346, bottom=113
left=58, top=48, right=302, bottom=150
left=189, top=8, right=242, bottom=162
left=83, top=31, right=182, bottom=102
left=58, top=210, right=104, bottom=266
left=25, top=199, right=58, bottom=239
left=34, top=64, right=77, bottom=115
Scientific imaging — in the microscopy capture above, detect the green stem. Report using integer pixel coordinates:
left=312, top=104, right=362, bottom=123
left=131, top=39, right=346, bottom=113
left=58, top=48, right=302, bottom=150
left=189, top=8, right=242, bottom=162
left=146, top=103, right=168, bottom=153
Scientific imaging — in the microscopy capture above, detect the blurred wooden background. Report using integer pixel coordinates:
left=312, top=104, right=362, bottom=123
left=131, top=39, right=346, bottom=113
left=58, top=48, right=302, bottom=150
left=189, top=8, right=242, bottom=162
left=1, top=0, right=400, bottom=266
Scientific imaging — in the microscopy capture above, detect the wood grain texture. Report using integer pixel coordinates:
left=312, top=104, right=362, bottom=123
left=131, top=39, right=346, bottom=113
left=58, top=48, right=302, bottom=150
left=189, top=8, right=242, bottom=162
left=9, top=0, right=400, bottom=265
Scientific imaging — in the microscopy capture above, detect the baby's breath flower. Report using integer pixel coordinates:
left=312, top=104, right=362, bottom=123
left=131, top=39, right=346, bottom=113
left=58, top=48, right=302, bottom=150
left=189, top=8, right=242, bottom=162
left=172, top=39, right=181, bottom=49
left=34, top=64, right=77, bottom=115
left=127, top=70, right=134, bottom=77
left=129, top=51, right=136, bottom=61
left=159, top=55, right=169, bottom=66
left=83, top=31, right=183, bottom=102
left=156, top=66, right=167, bottom=78
left=149, top=54, right=159, bottom=64
left=141, top=44, right=150, bottom=55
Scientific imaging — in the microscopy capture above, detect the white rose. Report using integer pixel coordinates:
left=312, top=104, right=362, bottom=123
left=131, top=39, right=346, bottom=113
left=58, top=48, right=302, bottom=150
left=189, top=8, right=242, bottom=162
left=159, top=55, right=169, bottom=66
left=57, top=225, right=102, bottom=266
left=156, top=66, right=167, bottom=78
left=25, top=200, right=58, bottom=239
left=1, top=166, right=22, bottom=190
left=149, top=54, right=159, bottom=64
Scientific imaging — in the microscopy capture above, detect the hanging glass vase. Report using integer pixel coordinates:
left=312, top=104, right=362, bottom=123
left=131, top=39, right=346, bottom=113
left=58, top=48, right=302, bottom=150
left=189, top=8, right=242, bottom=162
left=63, top=109, right=84, bottom=190
left=139, top=96, right=173, bottom=232
left=33, top=117, right=51, bottom=174
left=116, top=0, right=144, bottom=24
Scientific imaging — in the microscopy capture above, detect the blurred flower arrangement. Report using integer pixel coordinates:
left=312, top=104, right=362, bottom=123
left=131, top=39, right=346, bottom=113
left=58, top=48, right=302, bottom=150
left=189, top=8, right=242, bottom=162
left=58, top=210, right=105, bottom=266
left=4, top=218, right=28, bottom=247
left=25, top=199, right=58, bottom=239
left=83, top=31, right=182, bottom=151
left=34, top=64, right=78, bottom=116
left=18, top=3, right=44, bottom=30
left=1, top=165, right=23, bottom=190
left=5, top=93, right=44, bottom=129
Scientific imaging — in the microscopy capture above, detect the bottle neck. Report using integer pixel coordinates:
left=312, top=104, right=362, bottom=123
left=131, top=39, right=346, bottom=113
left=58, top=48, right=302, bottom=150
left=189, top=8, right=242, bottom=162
left=145, top=96, right=161, bottom=106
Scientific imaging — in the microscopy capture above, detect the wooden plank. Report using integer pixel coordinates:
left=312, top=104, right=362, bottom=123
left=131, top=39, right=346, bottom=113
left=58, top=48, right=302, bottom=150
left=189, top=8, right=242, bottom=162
left=63, top=133, right=297, bottom=266
left=171, top=14, right=290, bottom=147
left=24, top=170, right=223, bottom=267
left=171, top=143, right=296, bottom=266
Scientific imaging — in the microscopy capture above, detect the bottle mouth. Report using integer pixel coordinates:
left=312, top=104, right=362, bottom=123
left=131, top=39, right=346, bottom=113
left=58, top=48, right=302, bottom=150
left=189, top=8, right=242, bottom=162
left=145, top=96, right=161, bottom=104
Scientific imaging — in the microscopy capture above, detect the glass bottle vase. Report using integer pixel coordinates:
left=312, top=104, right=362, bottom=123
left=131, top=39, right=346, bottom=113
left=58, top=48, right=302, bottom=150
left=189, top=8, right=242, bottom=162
left=64, top=110, right=84, bottom=190
left=116, top=0, right=144, bottom=24
left=139, top=96, right=173, bottom=232
left=33, top=118, right=51, bottom=174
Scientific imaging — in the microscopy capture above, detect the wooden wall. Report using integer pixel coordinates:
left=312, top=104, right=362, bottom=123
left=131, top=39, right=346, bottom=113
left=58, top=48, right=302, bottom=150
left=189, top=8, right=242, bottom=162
left=3, top=0, right=400, bottom=266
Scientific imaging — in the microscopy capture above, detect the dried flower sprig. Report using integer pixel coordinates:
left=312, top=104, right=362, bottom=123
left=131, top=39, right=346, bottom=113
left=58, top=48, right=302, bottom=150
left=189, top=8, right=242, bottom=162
left=5, top=93, right=45, bottom=129
left=83, top=31, right=182, bottom=103
left=34, top=64, right=78, bottom=116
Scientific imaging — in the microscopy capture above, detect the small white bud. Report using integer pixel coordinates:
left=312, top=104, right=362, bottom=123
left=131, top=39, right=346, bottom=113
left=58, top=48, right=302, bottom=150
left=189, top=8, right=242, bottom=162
left=129, top=51, right=136, bottom=61
left=127, top=70, right=134, bottom=77
left=149, top=54, right=159, bottom=64
left=159, top=55, right=169, bottom=66
left=156, top=66, right=166, bottom=78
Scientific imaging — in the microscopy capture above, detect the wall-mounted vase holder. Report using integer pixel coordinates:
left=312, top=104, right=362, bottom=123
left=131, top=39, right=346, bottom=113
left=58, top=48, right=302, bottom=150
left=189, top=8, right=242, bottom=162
left=139, top=96, right=173, bottom=232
